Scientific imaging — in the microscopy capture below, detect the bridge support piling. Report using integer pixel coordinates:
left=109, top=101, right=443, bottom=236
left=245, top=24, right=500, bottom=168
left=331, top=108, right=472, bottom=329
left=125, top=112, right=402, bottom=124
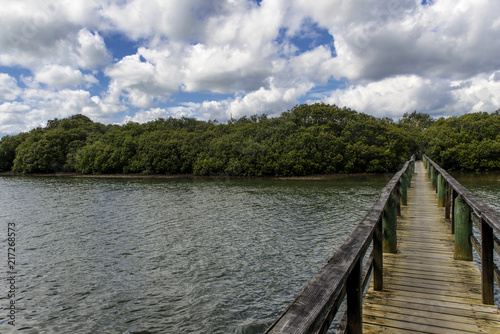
left=454, top=195, right=472, bottom=261
left=383, top=193, right=398, bottom=253
left=437, top=174, right=446, bottom=207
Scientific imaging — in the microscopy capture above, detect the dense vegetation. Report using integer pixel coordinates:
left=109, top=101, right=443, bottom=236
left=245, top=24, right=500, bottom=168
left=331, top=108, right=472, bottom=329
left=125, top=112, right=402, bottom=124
left=422, top=111, right=500, bottom=171
left=0, top=104, right=499, bottom=176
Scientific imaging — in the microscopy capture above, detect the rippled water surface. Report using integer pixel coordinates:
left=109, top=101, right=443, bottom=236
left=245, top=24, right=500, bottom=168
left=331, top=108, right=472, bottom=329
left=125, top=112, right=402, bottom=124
left=0, top=175, right=393, bottom=333
left=452, top=171, right=500, bottom=212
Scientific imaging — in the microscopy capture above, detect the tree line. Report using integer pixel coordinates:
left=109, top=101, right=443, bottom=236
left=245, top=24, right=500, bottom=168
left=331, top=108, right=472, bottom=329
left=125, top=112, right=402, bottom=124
left=0, top=104, right=499, bottom=176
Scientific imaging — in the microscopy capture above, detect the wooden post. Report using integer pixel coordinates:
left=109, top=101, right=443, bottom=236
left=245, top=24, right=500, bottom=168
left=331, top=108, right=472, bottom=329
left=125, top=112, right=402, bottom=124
left=373, top=218, right=383, bottom=291
left=437, top=174, right=446, bottom=207
left=481, top=218, right=494, bottom=304
left=396, top=187, right=401, bottom=216
left=454, top=195, right=472, bottom=261
left=383, top=193, right=398, bottom=253
left=451, top=189, right=458, bottom=234
left=445, top=184, right=451, bottom=219
left=346, top=259, right=362, bottom=334
left=430, top=166, right=437, bottom=189
left=400, top=173, right=408, bottom=206
left=407, top=163, right=413, bottom=187
left=407, top=170, right=412, bottom=188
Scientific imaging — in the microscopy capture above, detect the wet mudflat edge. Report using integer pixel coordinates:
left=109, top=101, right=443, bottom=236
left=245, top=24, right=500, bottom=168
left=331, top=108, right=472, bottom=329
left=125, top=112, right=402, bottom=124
left=0, top=171, right=391, bottom=180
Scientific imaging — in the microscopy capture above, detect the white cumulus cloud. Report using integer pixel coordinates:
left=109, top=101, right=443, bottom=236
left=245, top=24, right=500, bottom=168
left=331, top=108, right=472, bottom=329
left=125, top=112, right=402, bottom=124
left=0, top=74, right=21, bottom=101
left=34, top=65, right=98, bottom=89
left=78, top=29, right=111, bottom=69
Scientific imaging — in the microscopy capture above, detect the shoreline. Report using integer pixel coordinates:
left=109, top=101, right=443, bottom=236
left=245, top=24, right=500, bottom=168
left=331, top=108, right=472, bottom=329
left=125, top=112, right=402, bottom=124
left=0, top=171, right=387, bottom=180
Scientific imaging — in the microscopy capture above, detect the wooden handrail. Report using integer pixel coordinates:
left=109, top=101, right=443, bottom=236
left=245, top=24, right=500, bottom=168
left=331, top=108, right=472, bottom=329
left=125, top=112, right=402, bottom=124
left=423, top=154, right=500, bottom=305
left=265, top=156, right=415, bottom=334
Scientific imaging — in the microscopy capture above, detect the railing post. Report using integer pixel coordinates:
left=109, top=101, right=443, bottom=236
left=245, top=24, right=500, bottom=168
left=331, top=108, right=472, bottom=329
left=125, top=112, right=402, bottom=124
left=430, top=166, right=437, bottom=190
left=383, top=193, right=398, bottom=253
left=454, top=195, right=472, bottom=261
left=407, top=169, right=412, bottom=188
left=346, top=259, right=362, bottom=334
left=481, top=218, right=495, bottom=305
left=445, top=184, right=451, bottom=219
left=396, top=187, right=401, bottom=216
left=407, top=163, right=413, bottom=187
left=373, top=218, right=383, bottom=291
left=451, top=189, right=458, bottom=234
left=437, top=174, right=446, bottom=207
left=400, top=173, right=408, bottom=206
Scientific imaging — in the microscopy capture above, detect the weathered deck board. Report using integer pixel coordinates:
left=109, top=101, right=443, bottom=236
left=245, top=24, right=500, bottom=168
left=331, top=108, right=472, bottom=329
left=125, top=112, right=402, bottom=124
left=362, top=161, right=500, bottom=333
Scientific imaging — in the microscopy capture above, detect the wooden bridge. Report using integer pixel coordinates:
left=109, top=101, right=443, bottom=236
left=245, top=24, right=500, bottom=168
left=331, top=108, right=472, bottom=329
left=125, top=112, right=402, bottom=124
left=265, top=155, right=500, bottom=333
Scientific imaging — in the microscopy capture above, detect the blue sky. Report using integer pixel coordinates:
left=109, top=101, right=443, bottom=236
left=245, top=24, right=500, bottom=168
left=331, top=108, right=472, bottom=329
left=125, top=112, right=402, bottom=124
left=1, top=0, right=499, bottom=137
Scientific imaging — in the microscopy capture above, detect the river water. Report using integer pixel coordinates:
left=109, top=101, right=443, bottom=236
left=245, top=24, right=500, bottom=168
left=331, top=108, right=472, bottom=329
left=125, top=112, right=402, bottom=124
left=0, top=174, right=392, bottom=333
left=452, top=171, right=500, bottom=212
left=0, top=172, right=498, bottom=333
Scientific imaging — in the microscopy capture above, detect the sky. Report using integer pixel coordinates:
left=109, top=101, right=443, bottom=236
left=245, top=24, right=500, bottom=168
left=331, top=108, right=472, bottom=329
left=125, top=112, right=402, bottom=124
left=1, top=0, right=500, bottom=137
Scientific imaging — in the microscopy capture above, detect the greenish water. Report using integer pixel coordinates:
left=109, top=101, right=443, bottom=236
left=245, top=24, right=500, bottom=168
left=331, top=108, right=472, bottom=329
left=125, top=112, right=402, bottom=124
left=451, top=171, right=500, bottom=212
left=0, top=174, right=391, bottom=333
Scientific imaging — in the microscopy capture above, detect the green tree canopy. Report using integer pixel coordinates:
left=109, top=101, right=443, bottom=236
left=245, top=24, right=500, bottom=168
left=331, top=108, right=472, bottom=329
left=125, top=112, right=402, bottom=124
left=2, top=105, right=498, bottom=175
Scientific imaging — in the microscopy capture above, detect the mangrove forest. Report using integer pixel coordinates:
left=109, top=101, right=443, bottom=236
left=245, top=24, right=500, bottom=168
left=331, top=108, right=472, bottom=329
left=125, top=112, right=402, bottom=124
left=0, top=104, right=499, bottom=176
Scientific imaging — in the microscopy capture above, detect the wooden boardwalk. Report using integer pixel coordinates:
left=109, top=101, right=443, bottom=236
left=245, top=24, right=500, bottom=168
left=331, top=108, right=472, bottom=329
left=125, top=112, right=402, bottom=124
left=362, top=161, right=500, bottom=333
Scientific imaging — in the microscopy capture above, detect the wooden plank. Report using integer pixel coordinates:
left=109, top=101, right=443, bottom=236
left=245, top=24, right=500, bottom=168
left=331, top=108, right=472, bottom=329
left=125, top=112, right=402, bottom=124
left=363, top=313, right=495, bottom=333
left=383, top=269, right=483, bottom=284
left=382, top=261, right=478, bottom=275
left=384, top=270, right=484, bottom=285
left=364, top=302, right=500, bottom=329
left=383, top=282, right=482, bottom=300
left=364, top=295, right=500, bottom=320
left=384, top=277, right=476, bottom=292
left=363, top=323, right=427, bottom=334
left=364, top=307, right=497, bottom=333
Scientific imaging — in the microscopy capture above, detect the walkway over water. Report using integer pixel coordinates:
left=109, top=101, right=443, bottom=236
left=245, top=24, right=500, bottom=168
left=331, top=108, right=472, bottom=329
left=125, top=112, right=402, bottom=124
left=362, top=161, right=500, bottom=333
left=266, top=157, right=500, bottom=334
